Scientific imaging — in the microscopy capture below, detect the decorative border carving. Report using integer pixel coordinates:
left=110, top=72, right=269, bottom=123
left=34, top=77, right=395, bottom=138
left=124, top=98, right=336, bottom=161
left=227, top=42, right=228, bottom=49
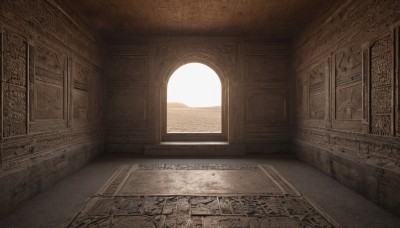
left=1, top=28, right=28, bottom=138
left=368, top=33, right=395, bottom=136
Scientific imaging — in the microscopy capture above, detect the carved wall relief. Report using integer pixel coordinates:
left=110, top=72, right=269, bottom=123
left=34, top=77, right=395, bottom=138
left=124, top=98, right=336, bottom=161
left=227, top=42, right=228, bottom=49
left=34, top=82, right=63, bottom=119
left=1, top=30, right=28, bottom=138
left=72, top=60, right=89, bottom=128
left=3, top=84, right=27, bottom=137
left=332, top=44, right=363, bottom=132
left=31, top=44, right=66, bottom=122
left=28, top=42, right=69, bottom=133
left=370, top=34, right=393, bottom=136
left=292, top=0, right=400, bottom=217
left=0, top=0, right=106, bottom=217
left=308, top=62, right=328, bottom=121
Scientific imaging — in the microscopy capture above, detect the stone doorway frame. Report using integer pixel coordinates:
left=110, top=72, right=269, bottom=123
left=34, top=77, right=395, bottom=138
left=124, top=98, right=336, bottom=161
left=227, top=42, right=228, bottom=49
left=160, top=56, right=229, bottom=142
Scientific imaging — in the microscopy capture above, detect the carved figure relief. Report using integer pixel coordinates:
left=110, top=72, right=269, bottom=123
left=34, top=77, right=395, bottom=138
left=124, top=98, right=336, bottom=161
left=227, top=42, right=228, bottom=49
left=336, top=46, right=361, bottom=83
left=334, top=45, right=362, bottom=122
left=336, top=84, right=362, bottom=120
left=370, top=35, right=393, bottom=136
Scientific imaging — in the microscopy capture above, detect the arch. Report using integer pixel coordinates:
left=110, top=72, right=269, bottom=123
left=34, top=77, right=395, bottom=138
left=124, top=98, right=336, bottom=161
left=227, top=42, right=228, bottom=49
left=160, top=57, right=228, bottom=142
left=167, top=63, right=222, bottom=133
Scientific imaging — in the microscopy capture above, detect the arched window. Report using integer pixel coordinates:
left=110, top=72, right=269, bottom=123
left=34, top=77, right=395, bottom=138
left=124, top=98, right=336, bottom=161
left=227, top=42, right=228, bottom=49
left=167, top=63, right=222, bottom=133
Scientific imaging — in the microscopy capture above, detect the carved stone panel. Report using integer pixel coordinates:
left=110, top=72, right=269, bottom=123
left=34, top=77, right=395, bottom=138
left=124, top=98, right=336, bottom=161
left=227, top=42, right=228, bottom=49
left=1, top=30, right=28, bottom=137
left=244, top=56, right=289, bottom=85
left=72, top=59, right=90, bottom=128
left=335, top=46, right=362, bottom=85
left=332, top=44, right=363, bottom=132
left=108, top=55, right=149, bottom=84
left=335, top=45, right=362, bottom=120
left=244, top=90, right=289, bottom=130
left=336, top=84, right=362, bottom=120
left=309, top=92, right=326, bottom=120
left=3, top=84, right=27, bottom=137
left=34, top=81, right=63, bottom=119
left=308, top=61, right=328, bottom=121
left=2, top=31, right=27, bottom=87
left=32, top=44, right=66, bottom=120
left=370, top=34, right=393, bottom=136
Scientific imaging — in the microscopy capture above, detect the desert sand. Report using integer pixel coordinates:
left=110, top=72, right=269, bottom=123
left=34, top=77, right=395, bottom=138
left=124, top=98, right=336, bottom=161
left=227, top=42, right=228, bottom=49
left=167, top=103, right=221, bottom=133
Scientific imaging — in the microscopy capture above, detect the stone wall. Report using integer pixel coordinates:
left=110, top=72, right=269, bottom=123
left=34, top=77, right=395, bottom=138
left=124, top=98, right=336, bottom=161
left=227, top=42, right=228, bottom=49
left=292, top=0, right=400, bottom=215
left=0, top=0, right=106, bottom=217
left=106, top=38, right=291, bottom=154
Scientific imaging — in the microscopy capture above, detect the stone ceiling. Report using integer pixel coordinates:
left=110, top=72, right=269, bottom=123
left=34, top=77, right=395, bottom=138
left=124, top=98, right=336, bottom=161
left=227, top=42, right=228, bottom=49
left=65, top=0, right=341, bottom=41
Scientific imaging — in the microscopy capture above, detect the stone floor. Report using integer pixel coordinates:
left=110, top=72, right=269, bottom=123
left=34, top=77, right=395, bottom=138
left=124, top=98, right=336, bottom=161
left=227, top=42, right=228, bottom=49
left=1, top=154, right=400, bottom=227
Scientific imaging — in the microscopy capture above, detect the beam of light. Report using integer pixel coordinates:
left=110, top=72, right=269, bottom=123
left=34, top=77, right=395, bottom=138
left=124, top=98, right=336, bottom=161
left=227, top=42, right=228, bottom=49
left=167, top=63, right=221, bottom=108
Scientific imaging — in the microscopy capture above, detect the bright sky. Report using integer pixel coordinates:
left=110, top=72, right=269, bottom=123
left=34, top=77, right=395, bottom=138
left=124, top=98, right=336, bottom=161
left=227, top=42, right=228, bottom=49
left=167, top=63, right=221, bottom=108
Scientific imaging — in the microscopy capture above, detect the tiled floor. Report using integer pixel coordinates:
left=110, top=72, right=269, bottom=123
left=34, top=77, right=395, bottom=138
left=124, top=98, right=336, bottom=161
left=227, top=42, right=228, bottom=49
left=1, top=154, right=399, bottom=227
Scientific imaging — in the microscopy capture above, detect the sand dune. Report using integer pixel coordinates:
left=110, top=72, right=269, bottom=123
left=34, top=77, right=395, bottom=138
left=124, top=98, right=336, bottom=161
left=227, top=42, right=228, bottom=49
left=167, top=105, right=221, bottom=133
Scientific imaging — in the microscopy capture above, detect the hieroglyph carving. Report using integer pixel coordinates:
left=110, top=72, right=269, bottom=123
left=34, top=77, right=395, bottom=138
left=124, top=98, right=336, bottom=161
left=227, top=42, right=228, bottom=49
left=308, top=63, right=327, bottom=120
left=336, top=85, right=362, bottom=120
left=335, top=45, right=362, bottom=120
left=370, top=34, right=393, bottom=136
left=1, top=30, right=28, bottom=137
left=1, top=0, right=103, bottom=67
